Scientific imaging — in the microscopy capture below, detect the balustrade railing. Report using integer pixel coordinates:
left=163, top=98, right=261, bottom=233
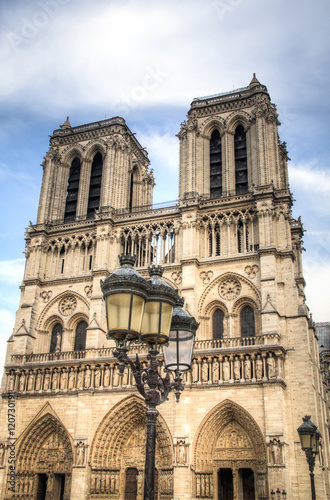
left=9, top=334, right=280, bottom=366
left=6, top=345, right=285, bottom=395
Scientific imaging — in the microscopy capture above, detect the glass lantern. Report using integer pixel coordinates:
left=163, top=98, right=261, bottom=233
left=163, top=298, right=199, bottom=373
left=101, top=254, right=149, bottom=346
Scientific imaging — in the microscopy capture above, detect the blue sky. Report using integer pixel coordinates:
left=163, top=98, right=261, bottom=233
left=0, top=0, right=330, bottom=374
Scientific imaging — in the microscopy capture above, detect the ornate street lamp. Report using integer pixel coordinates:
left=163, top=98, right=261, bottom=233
left=101, top=255, right=199, bottom=500
left=297, top=415, right=321, bottom=500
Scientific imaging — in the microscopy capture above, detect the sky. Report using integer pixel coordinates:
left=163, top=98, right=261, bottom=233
left=0, top=0, right=329, bottom=375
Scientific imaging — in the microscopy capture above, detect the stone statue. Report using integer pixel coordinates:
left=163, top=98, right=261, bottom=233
left=192, top=359, right=198, bottom=383
left=60, top=370, right=68, bottom=390
left=104, top=367, right=110, bottom=387
left=52, top=371, right=59, bottom=390
left=256, top=355, right=263, bottom=380
left=35, top=372, right=42, bottom=391
left=19, top=373, right=26, bottom=391
left=84, top=367, right=91, bottom=388
left=94, top=368, right=101, bottom=388
left=267, top=353, right=276, bottom=379
left=177, top=440, right=186, bottom=464
left=68, top=370, right=75, bottom=390
left=244, top=357, right=251, bottom=380
left=234, top=358, right=240, bottom=380
left=76, top=441, right=85, bottom=465
left=202, top=359, right=208, bottom=382
left=223, top=357, right=230, bottom=381
left=55, top=331, right=61, bottom=352
left=43, top=372, right=50, bottom=391
left=27, top=372, right=34, bottom=391
left=8, top=373, right=15, bottom=391
left=212, top=358, right=219, bottom=382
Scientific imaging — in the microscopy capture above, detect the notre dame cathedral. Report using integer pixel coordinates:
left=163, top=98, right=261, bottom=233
left=0, top=75, right=329, bottom=500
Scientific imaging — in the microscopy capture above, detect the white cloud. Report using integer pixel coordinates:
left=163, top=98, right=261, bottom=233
left=0, top=259, right=25, bottom=283
left=289, top=162, right=330, bottom=193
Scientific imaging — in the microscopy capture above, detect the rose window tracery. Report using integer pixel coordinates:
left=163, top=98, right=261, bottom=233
left=219, top=278, right=241, bottom=300
left=59, top=296, right=77, bottom=316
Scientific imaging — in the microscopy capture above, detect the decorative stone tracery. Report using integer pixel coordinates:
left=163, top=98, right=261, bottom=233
left=15, top=412, right=73, bottom=499
left=193, top=399, right=268, bottom=499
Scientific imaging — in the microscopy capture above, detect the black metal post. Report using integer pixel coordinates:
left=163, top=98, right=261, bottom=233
left=305, top=449, right=316, bottom=500
left=143, top=408, right=158, bottom=500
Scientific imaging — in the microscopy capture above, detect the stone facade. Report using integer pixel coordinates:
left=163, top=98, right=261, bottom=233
left=0, top=76, right=329, bottom=499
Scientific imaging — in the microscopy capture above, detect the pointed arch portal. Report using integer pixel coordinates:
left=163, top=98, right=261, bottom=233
left=193, top=399, right=268, bottom=500
left=15, top=412, right=73, bottom=499
left=89, top=395, right=174, bottom=499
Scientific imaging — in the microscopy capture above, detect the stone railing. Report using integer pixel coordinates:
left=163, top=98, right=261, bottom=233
left=5, top=346, right=285, bottom=395
left=9, top=334, right=280, bottom=366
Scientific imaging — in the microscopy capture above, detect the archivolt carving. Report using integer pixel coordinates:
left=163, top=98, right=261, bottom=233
left=90, top=395, right=173, bottom=470
left=193, top=399, right=267, bottom=471
left=84, top=139, right=107, bottom=161
left=37, top=291, right=90, bottom=331
left=60, top=144, right=85, bottom=165
left=226, top=110, right=253, bottom=133
left=198, top=272, right=261, bottom=314
left=16, top=412, right=73, bottom=472
left=199, top=116, right=226, bottom=136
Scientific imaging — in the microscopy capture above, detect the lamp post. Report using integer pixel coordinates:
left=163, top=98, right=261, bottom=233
left=297, top=415, right=321, bottom=500
left=101, top=255, right=199, bottom=500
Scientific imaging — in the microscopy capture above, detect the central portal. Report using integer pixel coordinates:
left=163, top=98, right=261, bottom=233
left=218, top=469, right=233, bottom=500
left=218, top=468, right=255, bottom=500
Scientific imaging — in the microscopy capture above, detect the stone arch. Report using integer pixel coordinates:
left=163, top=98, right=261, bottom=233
left=89, top=395, right=174, bottom=498
left=200, top=116, right=226, bottom=137
left=192, top=400, right=268, bottom=499
left=193, top=399, right=267, bottom=470
left=84, top=139, right=107, bottom=162
left=90, top=395, right=173, bottom=469
left=226, top=111, right=252, bottom=134
left=15, top=407, right=73, bottom=499
left=37, top=290, right=90, bottom=331
left=198, top=272, right=261, bottom=315
left=60, top=144, right=84, bottom=167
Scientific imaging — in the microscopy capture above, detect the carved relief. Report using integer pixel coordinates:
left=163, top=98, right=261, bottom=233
left=171, top=271, right=182, bottom=285
left=74, top=440, right=88, bottom=466
left=58, top=295, right=77, bottom=316
left=267, top=438, right=284, bottom=465
left=244, top=264, right=259, bottom=278
left=40, top=290, right=53, bottom=303
left=175, top=439, right=189, bottom=465
left=200, top=270, right=214, bottom=285
left=219, top=278, right=241, bottom=300
left=84, top=285, right=93, bottom=298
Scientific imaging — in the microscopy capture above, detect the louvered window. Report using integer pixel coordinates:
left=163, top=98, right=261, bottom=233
left=210, top=130, right=222, bottom=198
left=234, top=125, right=248, bottom=194
left=87, top=153, right=103, bottom=219
left=64, top=157, right=81, bottom=222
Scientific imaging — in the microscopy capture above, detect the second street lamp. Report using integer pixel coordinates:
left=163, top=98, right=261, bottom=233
left=101, top=255, right=199, bottom=500
left=297, top=415, right=321, bottom=500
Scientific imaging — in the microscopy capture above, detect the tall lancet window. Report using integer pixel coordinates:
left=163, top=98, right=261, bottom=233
left=64, top=157, right=81, bottom=222
left=87, top=152, right=103, bottom=219
left=210, top=130, right=222, bottom=198
left=234, top=125, right=248, bottom=194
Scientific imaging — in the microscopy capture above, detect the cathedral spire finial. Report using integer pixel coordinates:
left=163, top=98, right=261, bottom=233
left=249, top=73, right=261, bottom=88
left=60, top=116, right=71, bottom=129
